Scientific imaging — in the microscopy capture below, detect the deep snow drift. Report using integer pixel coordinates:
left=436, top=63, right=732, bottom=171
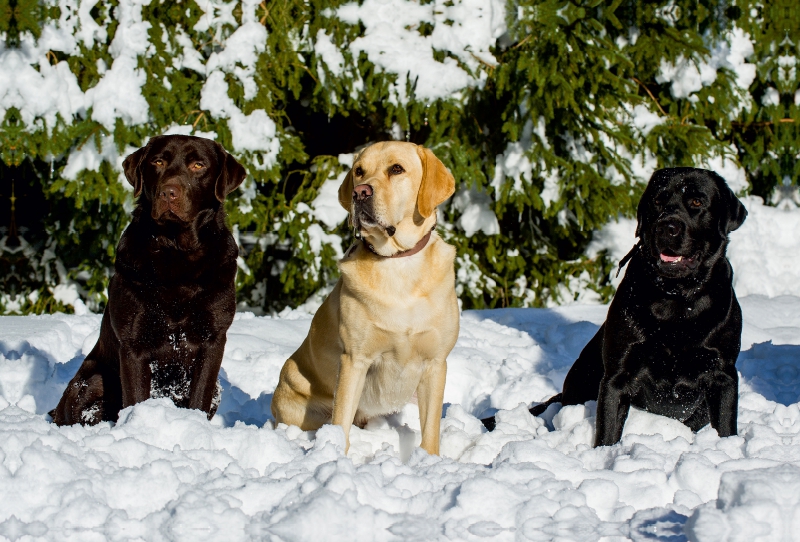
left=1, top=292, right=800, bottom=541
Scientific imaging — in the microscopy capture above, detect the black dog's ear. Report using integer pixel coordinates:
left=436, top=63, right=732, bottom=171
left=709, top=170, right=747, bottom=234
left=122, top=145, right=149, bottom=198
left=724, top=186, right=747, bottom=234
left=635, top=172, right=663, bottom=238
left=214, top=145, right=247, bottom=202
left=635, top=202, right=644, bottom=238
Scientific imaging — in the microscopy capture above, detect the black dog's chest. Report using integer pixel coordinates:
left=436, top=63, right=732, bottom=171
left=633, top=378, right=704, bottom=422
left=648, top=290, right=714, bottom=326
left=627, top=346, right=711, bottom=421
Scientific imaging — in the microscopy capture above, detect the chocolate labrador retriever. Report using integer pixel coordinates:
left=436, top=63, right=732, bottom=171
left=482, top=168, right=747, bottom=446
left=50, top=135, right=246, bottom=425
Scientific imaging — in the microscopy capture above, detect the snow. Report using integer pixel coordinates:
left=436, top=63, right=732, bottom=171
left=452, top=188, right=500, bottom=237
left=4, top=0, right=280, bottom=183
left=2, top=278, right=800, bottom=539
left=630, top=104, right=666, bottom=136
left=314, top=30, right=346, bottom=80
left=0, top=106, right=791, bottom=524
left=334, top=0, right=506, bottom=102
left=2, top=1, right=798, bottom=537
left=85, top=0, right=152, bottom=131
left=761, top=87, right=780, bottom=107
left=310, top=154, right=353, bottom=231
left=657, top=27, right=756, bottom=107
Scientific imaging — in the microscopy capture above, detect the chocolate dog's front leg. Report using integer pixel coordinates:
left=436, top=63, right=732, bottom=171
left=332, top=353, right=369, bottom=454
left=119, top=347, right=152, bottom=408
left=188, top=334, right=227, bottom=417
left=186, top=280, right=235, bottom=418
left=594, top=373, right=632, bottom=447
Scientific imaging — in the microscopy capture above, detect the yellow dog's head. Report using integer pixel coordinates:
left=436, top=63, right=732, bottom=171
left=338, top=142, right=455, bottom=256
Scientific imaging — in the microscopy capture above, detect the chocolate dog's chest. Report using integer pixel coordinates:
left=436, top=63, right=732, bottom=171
left=143, top=309, right=205, bottom=407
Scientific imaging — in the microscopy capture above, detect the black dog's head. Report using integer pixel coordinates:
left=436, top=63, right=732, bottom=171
left=123, top=135, right=246, bottom=225
left=636, top=167, right=747, bottom=279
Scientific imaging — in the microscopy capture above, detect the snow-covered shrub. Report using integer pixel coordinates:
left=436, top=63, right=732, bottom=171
left=0, top=0, right=792, bottom=313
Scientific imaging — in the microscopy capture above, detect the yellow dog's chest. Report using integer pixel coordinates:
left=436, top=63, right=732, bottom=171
left=340, top=249, right=459, bottom=418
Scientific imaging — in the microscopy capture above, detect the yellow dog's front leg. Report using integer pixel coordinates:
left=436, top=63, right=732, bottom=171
left=417, top=359, right=447, bottom=455
left=331, top=353, right=369, bottom=454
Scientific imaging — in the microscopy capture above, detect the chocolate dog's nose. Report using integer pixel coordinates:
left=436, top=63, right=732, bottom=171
left=353, top=184, right=373, bottom=201
left=159, top=184, right=182, bottom=202
left=658, top=219, right=683, bottom=237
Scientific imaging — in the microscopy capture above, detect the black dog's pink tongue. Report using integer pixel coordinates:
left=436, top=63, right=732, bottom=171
left=660, top=253, right=683, bottom=263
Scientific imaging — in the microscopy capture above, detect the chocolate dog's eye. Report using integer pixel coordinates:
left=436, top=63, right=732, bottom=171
left=190, top=162, right=205, bottom=171
left=153, top=159, right=164, bottom=167
left=389, top=164, right=404, bottom=175
left=355, top=167, right=364, bottom=177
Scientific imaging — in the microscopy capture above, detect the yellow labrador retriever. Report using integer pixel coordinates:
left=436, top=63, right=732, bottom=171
left=271, top=141, right=459, bottom=455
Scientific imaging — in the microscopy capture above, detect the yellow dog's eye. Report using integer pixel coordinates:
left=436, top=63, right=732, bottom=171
left=355, top=167, right=364, bottom=177
left=389, top=164, right=404, bottom=175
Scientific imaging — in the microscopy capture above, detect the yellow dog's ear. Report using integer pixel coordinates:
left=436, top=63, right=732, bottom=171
left=338, top=168, right=355, bottom=212
left=416, top=146, right=455, bottom=218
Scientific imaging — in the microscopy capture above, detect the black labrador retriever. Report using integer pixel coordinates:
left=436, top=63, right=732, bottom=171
left=482, top=167, right=747, bottom=446
left=50, top=135, right=246, bottom=425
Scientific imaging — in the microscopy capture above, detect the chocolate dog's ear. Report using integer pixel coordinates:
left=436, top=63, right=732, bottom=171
left=338, top=168, right=355, bottom=212
left=214, top=146, right=247, bottom=202
left=415, top=146, right=455, bottom=218
left=122, top=145, right=149, bottom=198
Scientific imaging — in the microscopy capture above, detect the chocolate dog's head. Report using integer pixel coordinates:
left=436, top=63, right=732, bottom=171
left=123, top=135, right=246, bottom=224
left=636, top=167, right=747, bottom=279
left=337, top=142, right=455, bottom=256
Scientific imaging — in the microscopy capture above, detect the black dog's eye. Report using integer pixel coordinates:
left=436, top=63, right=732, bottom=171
left=190, top=162, right=205, bottom=171
left=689, top=198, right=703, bottom=208
left=355, top=166, right=364, bottom=177
left=389, top=164, right=404, bottom=175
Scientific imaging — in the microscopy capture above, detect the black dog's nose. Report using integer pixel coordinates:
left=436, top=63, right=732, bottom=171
left=657, top=219, right=683, bottom=237
left=353, top=184, right=373, bottom=201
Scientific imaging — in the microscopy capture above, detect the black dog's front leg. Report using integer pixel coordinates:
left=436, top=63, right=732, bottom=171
left=702, top=369, right=738, bottom=437
left=594, top=374, right=632, bottom=447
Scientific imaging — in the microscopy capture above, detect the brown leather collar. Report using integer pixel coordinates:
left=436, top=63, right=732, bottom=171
left=360, top=226, right=435, bottom=258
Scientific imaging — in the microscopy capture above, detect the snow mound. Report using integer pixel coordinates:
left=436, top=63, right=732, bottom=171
left=0, top=296, right=799, bottom=537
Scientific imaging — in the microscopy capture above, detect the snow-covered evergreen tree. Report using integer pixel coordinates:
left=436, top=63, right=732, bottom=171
left=0, top=0, right=789, bottom=314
